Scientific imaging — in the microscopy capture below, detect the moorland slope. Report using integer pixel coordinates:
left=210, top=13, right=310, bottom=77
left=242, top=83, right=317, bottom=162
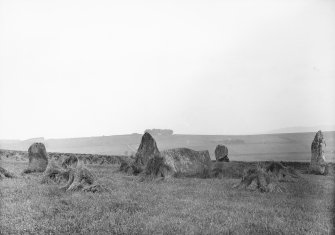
left=1, top=131, right=334, bottom=161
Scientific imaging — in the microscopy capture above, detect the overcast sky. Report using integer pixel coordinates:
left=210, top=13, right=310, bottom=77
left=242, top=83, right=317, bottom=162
left=0, top=0, right=334, bottom=139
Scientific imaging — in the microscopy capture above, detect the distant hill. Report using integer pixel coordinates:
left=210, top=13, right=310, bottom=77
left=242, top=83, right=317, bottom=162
left=22, top=137, right=45, bottom=144
left=268, top=125, right=335, bottom=134
left=1, top=131, right=334, bottom=162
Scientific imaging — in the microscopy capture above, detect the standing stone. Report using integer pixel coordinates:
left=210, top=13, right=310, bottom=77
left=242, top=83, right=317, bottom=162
left=132, top=132, right=160, bottom=173
left=310, top=130, right=327, bottom=174
left=159, top=148, right=212, bottom=176
left=215, top=145, right=229, bottom=162
left=25, top=143, right=48, bottom=173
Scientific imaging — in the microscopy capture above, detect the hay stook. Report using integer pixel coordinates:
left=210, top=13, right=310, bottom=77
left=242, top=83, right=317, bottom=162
left=41, top=158, right=107, bottom=193
left=0, top=167, right=16, bottom=179
left=234, top=162, right=300, bottom=193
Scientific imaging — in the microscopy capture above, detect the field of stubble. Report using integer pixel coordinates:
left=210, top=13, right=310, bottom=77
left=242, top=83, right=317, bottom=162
left=1, top=157, right=334, bottom=235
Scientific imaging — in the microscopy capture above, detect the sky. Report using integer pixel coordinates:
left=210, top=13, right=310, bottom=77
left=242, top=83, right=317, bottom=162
left=0, top=0, right=334, bottom=139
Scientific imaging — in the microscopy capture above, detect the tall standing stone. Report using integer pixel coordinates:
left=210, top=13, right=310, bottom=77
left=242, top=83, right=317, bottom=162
left=215, top=145, right=229, bottom=162
left=25, top=142, right=48, bottom=173
left=132, top=132, right=160, bottom=173
left=310, top=130, right=327, bottom=174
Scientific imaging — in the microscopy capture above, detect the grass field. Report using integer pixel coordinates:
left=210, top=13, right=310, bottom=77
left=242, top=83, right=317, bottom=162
left=1, top=156, right=334, bottom=234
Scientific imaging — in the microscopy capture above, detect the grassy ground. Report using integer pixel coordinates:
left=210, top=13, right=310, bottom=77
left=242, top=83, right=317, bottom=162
left=1, top=157, right=334, bottom=235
